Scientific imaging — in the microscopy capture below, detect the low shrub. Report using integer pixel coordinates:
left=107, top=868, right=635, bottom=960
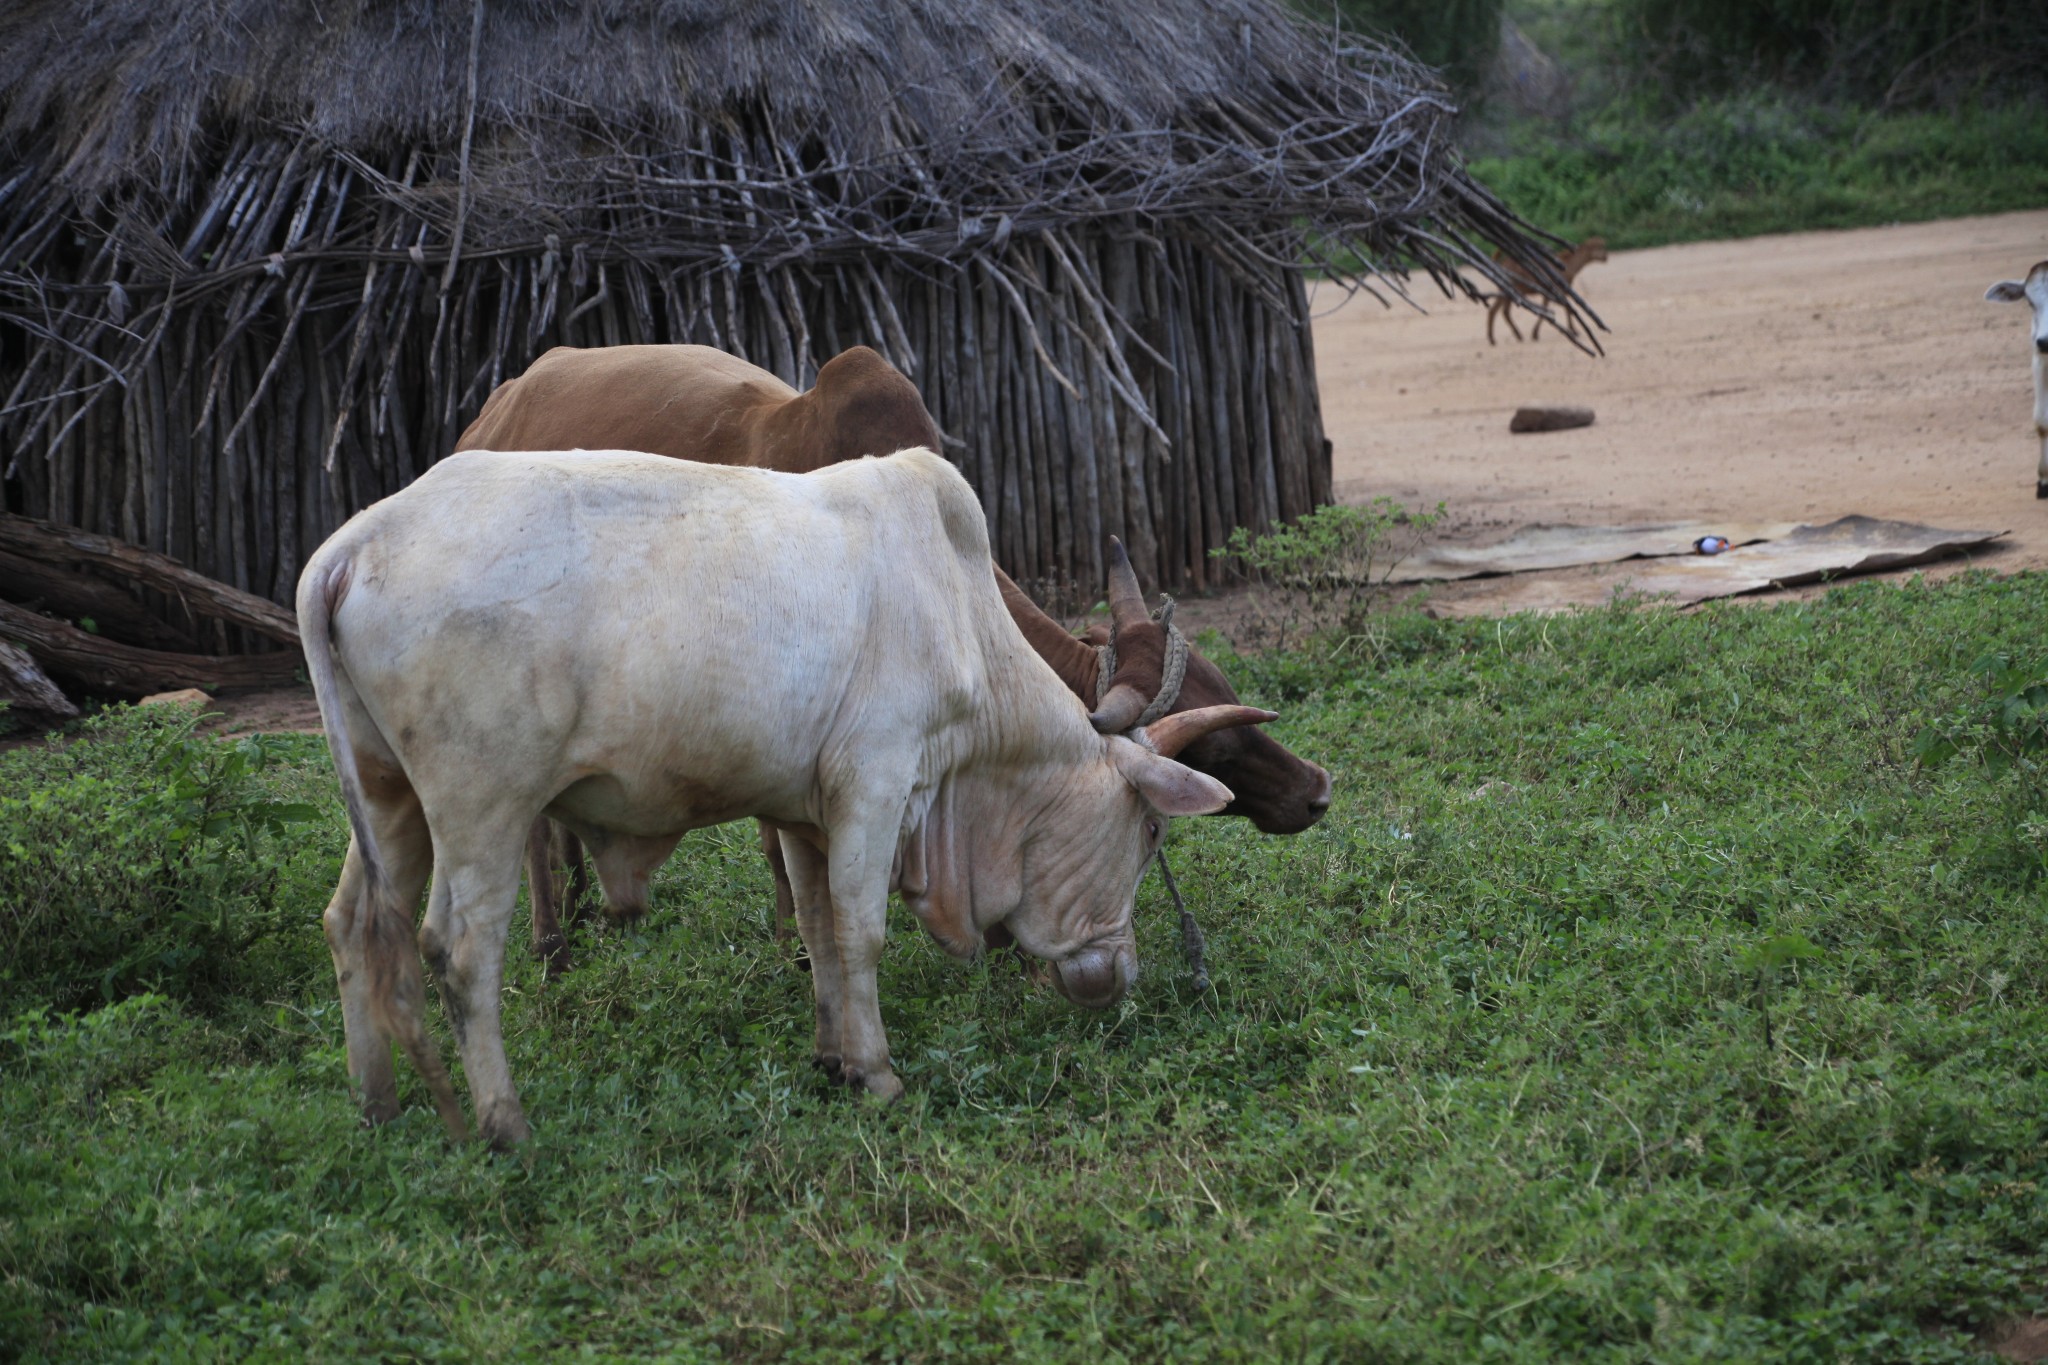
left=1208, top=497, right=1444, bottom=651
left=0, top=705, right=338, bottom=1012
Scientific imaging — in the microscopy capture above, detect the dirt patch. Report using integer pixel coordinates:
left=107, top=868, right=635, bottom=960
left=0, top=684, right=325, bottom=749
left=201, top=685, right=324, bottom=737
left=1985, top=1317, right=2048, bottom=1363
left=1310, top=208, right=2048, bottom=587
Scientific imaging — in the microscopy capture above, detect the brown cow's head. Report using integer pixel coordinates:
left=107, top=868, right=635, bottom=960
left=1164, top=649, right=1334, bottom=834
left=1084, top=541, right=1333, bottom=834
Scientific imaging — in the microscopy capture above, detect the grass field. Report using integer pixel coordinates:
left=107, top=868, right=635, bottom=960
left=1468, top=97, right=2048, bottom=252
left=6, top=572, right=2048, bottom=1361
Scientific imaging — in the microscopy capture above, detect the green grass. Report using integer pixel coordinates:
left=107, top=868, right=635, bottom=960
left=1469, top=95, right=2048, bottom=251
left=7, top=573, right=2048, bottom=1360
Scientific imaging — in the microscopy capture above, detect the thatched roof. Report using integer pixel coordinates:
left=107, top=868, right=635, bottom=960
left=1, top=0, right=1545, bottom=307
left=0, top=0, right=1571, bottom=603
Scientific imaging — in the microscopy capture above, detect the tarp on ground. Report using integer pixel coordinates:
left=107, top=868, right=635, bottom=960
left=1389, top=521, right=1802, bottom=582
left=1426, top=516, right=2004, bottom=617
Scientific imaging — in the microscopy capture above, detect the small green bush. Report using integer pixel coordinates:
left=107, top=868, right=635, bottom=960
left=1916, top=651, right=2048, bottom=776
left=1210, top=497, right=1444, bottom=651
left=1914, top=651, right=2048, bottom=879
left=0, top=706, right=336, bottom=1012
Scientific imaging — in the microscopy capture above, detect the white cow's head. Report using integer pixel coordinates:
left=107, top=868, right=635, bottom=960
left=899, top=703, right=1273, bottom=1009
left=1986, top=261, right=2048, bottom=354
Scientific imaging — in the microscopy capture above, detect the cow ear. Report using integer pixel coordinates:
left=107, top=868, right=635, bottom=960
left=1114, top=743, right=1232, bottom=816
left=1987, top=281, right=2027, bottom=302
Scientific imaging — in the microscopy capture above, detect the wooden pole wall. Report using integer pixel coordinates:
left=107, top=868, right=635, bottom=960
left=1, top=230, right=1329, bottom=610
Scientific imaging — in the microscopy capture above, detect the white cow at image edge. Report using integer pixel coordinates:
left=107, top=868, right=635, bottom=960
left=1985, top=260, right=2048, bottom=498
left=296, top=447, right=1276, bottom=1147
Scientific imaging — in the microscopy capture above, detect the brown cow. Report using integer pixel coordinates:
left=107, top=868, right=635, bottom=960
left=456, top=343, right=1332, bottom=975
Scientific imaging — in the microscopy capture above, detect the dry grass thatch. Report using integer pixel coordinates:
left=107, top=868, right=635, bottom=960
left=0, top=0, right=1573, bottom=608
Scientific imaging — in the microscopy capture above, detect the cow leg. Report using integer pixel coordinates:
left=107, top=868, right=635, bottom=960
left=1501, top=307, right=1524, bottom=343
left=325, top=837, right=396, bottom=1122
left=778, top=831, right=846, bottom=1075
left=525, top=815, right=573, bottom=980
left=2036, top=428, right=2047, bottom=499
left=823, top=820, right=905, bottom=1103
left=759, top=821, right=806, bottom=963
left=559, top=825, right=594, bottom=926
left=323, top=789, right=466, bottom=1140
left=418, top=821, right=531, bottom=1148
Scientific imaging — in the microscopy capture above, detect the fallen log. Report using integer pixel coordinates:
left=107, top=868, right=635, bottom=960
left=0, top=599, right=301, bottom=696
left=0, top=640, right=80, bottom=722
left=0, top=548, right=203, bottom=653
left=1509, top=405, right=1595, bottom=433
left=0, top=511, right=299, bottom=646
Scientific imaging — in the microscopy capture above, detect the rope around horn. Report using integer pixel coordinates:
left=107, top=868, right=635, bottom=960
left=1093, top=596, right=1190, bottom=726
left=1094, top=595, right=1206, bottom=989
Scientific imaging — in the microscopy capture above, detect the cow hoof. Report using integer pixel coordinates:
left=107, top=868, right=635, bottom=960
left=2036, top=481, right=2047, bottom=500
left=360, top=1097, right=400, bottom=1127
left=812, top=1053, right=844, bottom=1080
left=838, top=1067, right=903, bottom=1103
left=534, top=933, right=572, bottom=980
left=479, top=1107, right=532, bottom=1151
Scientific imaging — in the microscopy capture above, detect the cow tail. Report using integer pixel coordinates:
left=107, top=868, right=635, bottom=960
left=302, top=559, right=469, bottom=1141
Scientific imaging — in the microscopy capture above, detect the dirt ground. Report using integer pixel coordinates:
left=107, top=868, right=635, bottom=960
left=1311, top=207, right=2048, bottom=575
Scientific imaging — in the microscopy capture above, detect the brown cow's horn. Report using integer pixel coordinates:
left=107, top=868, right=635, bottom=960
left=1140, top=705, right=1278, bottom=759
left=1104, top=537, right=1150, bottom=635
left=1089, top=682, right=1149, bottom=733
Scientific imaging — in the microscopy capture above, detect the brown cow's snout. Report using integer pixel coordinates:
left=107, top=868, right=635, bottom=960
left=1054, top=945, right=1133, bottom=1010
left=1305, top=763, right=1334, bottom=819
left=1240, top=761, right=1335, bottom=834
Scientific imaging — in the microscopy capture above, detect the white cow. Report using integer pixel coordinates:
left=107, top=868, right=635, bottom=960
left=1986, top=260, right=2048, bottom=498
left=298, top=447, right=1272, bottom=1146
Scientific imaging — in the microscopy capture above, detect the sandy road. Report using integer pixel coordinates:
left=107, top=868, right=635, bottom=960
left=1311, top=208, right=2048, bottom=574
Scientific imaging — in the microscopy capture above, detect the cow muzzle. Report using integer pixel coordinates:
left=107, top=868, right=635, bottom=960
left=1053, top=944, right=1136, bottom=1010
left=1242, top=761, right=1334, bottom=834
